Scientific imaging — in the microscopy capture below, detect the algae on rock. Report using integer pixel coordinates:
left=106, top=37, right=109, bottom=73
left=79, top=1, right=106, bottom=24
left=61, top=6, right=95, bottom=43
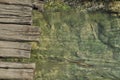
left=32, top=1, right=120, bottom=80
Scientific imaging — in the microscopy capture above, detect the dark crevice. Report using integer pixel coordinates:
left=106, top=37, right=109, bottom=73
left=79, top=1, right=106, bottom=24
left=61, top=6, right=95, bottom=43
left=0, top=22, right=31, bottom=25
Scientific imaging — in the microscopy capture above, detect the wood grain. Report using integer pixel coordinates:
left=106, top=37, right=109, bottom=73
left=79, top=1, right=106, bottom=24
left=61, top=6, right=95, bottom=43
left=0, top=24, right=40, bottom=42
left=0, top=41, right=31, bottom=58
left=0, top=2, right=32, bottom=25
left=0, top=0, right=36, bottom=80
left=0, top=69, right=34, bottom=80
left=0, top=0, right=32, bottom=7
left=0, top=62, right=35, bottom=80
left=0, top=62, right=35, bottom=69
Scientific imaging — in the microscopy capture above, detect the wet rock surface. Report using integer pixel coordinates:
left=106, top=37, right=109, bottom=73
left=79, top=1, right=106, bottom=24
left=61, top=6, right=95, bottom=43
left=32, top=1, right=120, bottom=80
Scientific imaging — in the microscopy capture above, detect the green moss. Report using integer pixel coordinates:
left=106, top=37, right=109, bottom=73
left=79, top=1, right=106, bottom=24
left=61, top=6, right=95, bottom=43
left=31, top=2, right=120, bottom=79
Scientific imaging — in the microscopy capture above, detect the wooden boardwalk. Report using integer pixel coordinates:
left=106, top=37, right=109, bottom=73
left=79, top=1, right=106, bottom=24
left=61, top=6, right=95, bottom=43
left=0, top=0, right=40, bottom=80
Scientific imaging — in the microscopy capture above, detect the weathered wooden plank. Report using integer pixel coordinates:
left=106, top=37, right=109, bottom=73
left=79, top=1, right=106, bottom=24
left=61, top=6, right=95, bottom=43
left=0, top=62, right=35, bottom=80
left=0, top=48, right=30, bottom=58
left=0, top=41, right=31, bottom=50
left=0, top=0, right=32, bottom=7
left=0, top=4, right=32, bottom=15
left=0, top=3, right=32, bottom=25
left=0, top=24, right=40, bottom=42
left=0, top=41, right=31, bottom=58
left=0, top=69, right=34, bottom=80
left=0, top=62, right=35, bottom=69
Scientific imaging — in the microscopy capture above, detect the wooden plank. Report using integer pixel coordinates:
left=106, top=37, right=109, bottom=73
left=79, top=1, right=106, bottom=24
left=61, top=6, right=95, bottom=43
left=0, top=62, right=35, bottom=80
left=0, top=3, right=32, bottom=25
left=0, top=41, right=31, bottom=50
left=0, top=0, right=32, bottom=7
left=0, top=24, right=40, bottom=42
left=0, top=41, right=31, bottom=58
left=0, top=69, right=34, bottom=80
left=0, top=62, right=35, bottom=69
left=0, top=48, right=30, bottom=58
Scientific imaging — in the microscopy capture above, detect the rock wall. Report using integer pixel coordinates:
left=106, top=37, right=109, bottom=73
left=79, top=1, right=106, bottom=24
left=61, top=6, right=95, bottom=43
left=32, top=1, right=120, bottom=80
